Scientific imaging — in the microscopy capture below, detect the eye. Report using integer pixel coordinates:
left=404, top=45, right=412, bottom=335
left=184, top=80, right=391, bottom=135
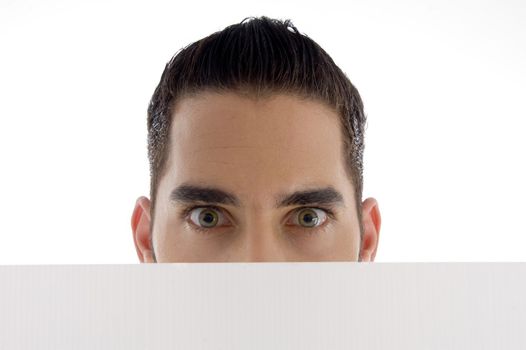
left=289, top=208, right=328, bottom=228
left=188, top=207, right=229, bottom=229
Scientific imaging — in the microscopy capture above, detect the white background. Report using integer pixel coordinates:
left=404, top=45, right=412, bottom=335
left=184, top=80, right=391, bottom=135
left=0, top=0, right=525, bottom=263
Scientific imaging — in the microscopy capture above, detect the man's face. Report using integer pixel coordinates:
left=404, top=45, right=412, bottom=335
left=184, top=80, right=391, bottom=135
left=132, top=91, right=380, bottom=262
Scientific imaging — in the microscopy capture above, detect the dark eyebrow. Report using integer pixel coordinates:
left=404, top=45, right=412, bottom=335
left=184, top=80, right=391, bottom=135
left=170, top=184, right=344, bottom=208
left=276, top=187, right=344, bottom=208
left=170, top=184, right=240, bottom=206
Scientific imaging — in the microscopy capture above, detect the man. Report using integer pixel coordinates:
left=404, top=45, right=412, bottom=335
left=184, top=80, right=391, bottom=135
left=131, top=16, right=381, bottom=263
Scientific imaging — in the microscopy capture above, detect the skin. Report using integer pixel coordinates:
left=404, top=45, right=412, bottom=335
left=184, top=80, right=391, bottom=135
left=132, top=91, right=381, bottom=262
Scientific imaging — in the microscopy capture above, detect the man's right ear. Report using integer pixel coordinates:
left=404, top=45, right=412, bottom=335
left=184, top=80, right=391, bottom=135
left=131, top=196, right=156, bottom=263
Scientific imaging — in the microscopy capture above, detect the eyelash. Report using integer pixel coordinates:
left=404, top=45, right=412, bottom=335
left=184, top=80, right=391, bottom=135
left=179, top=205, right=336, bottom=234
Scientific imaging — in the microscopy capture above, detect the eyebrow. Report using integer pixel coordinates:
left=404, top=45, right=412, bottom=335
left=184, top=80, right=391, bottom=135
left=170, top=184, right=240, bottom=206
left=170, top=184, right=345, bottom=208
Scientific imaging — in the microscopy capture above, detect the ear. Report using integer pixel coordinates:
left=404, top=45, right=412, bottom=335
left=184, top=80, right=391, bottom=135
left=359, top=197, right=381, bottom=262
left=131, top=196, right=156, bottom=263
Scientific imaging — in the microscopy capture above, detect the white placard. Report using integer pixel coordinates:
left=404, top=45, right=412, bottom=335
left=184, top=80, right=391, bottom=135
left=1, top=262, right=524, bottom=349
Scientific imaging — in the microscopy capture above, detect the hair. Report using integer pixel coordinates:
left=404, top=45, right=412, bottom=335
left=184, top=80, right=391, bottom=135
left=146, top=16, right=368, bottom=260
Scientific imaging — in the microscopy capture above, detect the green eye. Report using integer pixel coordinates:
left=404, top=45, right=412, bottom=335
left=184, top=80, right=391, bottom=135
left=190, top=208, right=220, bottom=228
left=296, top=208, right=324, bottom=228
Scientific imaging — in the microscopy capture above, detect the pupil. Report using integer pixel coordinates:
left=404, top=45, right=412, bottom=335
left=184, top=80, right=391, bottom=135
left=303, top=214, right=313, bottom=223
left=203, top=213, right=214, bottom=223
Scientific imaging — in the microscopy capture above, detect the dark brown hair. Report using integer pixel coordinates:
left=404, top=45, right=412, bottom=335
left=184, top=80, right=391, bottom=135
left=147, top=16, right=367, bottom=246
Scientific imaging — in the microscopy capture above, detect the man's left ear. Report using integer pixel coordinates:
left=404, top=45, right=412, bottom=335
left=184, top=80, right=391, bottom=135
left=359, top=197, right=381, bottom=262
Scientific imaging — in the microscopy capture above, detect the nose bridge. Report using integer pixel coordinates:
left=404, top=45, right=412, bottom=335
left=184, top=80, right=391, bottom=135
left=240, top=210, right=286, bottom=262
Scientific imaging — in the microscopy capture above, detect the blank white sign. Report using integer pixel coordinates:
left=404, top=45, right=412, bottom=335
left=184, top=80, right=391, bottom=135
left=1, top=262, right=525, bottom=349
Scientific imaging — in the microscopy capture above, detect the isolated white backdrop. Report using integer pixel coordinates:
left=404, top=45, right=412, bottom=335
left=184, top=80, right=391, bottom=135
left=0, top=0, right=524, bottom=264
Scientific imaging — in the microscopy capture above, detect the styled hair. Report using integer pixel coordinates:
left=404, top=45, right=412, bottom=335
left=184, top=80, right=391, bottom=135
left=147, top=16, right=367, bottom=242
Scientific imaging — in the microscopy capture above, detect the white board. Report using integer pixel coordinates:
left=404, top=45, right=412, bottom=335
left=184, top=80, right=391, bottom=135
left=1, top=262, right=525, bottom=349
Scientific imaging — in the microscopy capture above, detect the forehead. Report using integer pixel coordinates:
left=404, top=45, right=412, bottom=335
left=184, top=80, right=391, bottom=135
left=163, top=91, right=351, bottom=202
